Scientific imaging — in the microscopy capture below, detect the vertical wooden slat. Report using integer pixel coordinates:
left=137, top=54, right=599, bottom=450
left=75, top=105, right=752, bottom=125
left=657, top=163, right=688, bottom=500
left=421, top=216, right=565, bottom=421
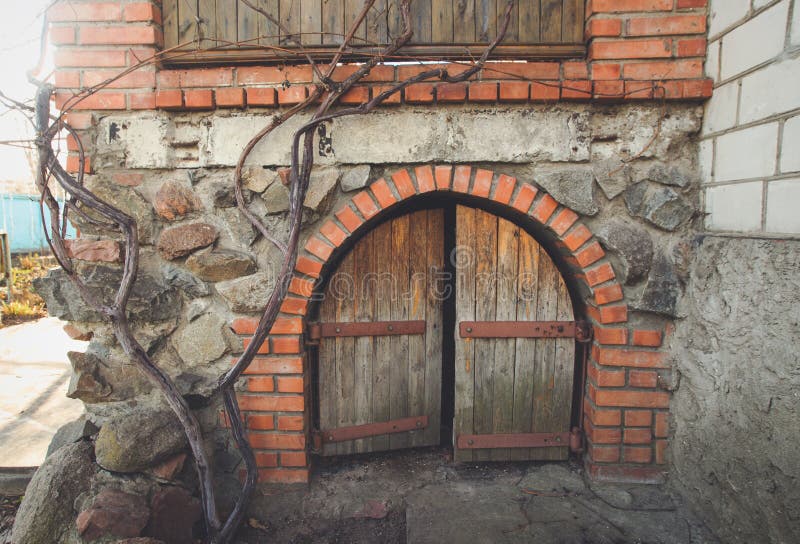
left=495, top=0, right=519, bottom=42
left=424, top=209, right=445, bottom=447
left=453, top=0, right=476, bottom=42
left=352, top=229, right=375, bottom=453
left=371, top=219, right=393, bottom=452
left=408, top=211, right=429, bottom=447
left=322, top=0, right=345, bottom=45
left=518, top=0, right=541, bottom=42
left=163, top=0, right=179, bottom=49
left=552, top=274, right=574, bottom=460
left=475, top=0, right=494, bottom=42
left=387, top=0, right=404, bottom=41
left=238, top=0, right=258, bottom=46
left=255, top=0, right=280, bottom=46
left=389, top=213, right=411, bottom=450
left=334, top=250, right=356, bottom=455
left=510, top=227, right=540, bottom=460
left=490, top=217, right=518, bottom=460
left=412, top=0, right=432, bottom=43
left=366, top=0, right=388, bottom=45
left=319, top=264, right=338, bottom=456
left=280, top=0, right=300, bottom=45
left=431, top=0, right=454, bottom=43
left=217, top=0, right=239, bottom=45
left=563, top=0, right=584, bottom=42
left=301, top=0, right=322, bottom=45
left=540, top=0, right=562, bottom=42
left=454, top=205, right=476, bottom=462
left=179, top=0, right=200, bottom=45
left=345, top=0, right=368, bottom=44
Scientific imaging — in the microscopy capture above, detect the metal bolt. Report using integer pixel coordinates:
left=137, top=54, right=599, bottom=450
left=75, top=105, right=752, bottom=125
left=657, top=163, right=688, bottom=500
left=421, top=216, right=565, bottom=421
left=388, top=324, right=394, bottom=331
left=328, top=435, right=335, bottom=441
left=416, top=420, right=422, bottom=427
left=467, top=439, right=474, bottom=446
left=466, top=327, right=473, bottom=333
left=555, top=436, right=561, bottom=442
left=335, top=327, right=341, bottom=333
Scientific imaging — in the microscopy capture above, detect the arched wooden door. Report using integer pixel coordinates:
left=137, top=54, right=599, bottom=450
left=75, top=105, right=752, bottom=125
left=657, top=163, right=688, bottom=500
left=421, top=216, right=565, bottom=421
left=314, top=205, right=579, bottom=461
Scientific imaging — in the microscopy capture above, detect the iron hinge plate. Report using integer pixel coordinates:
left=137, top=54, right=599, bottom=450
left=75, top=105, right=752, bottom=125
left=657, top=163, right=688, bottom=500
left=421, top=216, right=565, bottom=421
left=312, top=415, right=429, bottom=450
left=308, top=320, right=426, bottom=340
left=459, top=320, right=591, bottom=340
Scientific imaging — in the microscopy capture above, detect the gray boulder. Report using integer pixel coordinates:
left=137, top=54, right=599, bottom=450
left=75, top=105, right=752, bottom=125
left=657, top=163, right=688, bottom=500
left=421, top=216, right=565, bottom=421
left=536, top=169, right=598, bottom=216
left=186, top=250, right=256, bottom=282
left=46, top=416, right=99, bottom=458
left=216, top=272, right=276, bottom=313
left=635, top=251, right=682, bottom=317
left=624, top=181, right=694, bottom=231
left=11, top=442, right=97, bottom=544
left=340, top=165, right=371, bottom=192
left=94, top=407, right=188, bottom=473
left=173, top=312, right=228, bottom=366
left=76, top=488, right=150, bottom=541
left=595, top=219, right=654, bottom=285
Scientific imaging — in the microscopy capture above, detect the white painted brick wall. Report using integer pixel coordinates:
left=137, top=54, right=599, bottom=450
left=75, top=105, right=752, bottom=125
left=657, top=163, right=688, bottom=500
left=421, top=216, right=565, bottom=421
left=702, top=0, right=800, bottom=235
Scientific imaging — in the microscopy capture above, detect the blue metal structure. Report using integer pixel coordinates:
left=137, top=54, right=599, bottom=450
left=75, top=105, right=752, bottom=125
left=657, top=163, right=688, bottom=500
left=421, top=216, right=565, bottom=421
left=0, top=193, right=76, bottom=254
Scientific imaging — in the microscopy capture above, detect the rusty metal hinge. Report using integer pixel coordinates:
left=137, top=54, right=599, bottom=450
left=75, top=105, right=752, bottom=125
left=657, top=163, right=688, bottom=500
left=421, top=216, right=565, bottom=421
left=308, top=320, right=426, bottom=341
left=459, top=320, right=591, bottom=340
left=312, top=415, right=429, bottom=451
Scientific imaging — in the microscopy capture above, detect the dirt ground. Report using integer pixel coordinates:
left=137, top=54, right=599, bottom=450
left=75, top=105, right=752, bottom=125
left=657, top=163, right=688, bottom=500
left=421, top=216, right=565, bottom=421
left=237, top=448, right=719, bottom=544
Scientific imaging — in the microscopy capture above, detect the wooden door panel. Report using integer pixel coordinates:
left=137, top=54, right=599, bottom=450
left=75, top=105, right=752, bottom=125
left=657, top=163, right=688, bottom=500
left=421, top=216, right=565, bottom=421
left=454, top=206, right=575, bottom=462
left=317, top=209, right=444, bottom=455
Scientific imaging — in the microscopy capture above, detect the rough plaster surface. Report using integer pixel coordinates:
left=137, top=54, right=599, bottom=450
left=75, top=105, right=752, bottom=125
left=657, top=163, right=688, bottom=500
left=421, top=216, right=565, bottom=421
left=669, top=236, right=800, bottom=544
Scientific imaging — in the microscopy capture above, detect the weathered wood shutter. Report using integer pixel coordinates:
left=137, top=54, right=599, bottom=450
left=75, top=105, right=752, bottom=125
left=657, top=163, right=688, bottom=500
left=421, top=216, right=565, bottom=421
left=163, top=1, right=586, bottom=64
left=314, top=209, right=444, bottom=456
left=453, top=206, right=575, bottom=462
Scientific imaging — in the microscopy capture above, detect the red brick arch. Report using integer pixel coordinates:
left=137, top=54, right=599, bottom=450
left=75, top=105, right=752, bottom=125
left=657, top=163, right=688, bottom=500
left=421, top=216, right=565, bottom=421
left=232, top=164, right=670, bottom=486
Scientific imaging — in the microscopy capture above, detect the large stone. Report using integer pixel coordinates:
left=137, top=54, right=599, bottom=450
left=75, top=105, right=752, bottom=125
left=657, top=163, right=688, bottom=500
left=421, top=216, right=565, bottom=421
left=163, top=264, right=210, bottom=298
left=65, top=239, right=122, bottom=263
left=146, top=453, right=187, bottom=481
left=67, top=350, right=114, bottom=403
left=304, top=167, right=341, bottom=210
left=647, top=163, right=693, bottom=188
left=340, top=164, right=371, bottom=192
left=154, top=181, right=202, bottom=221
left=593, top=159, right=633, bottom=200
left=87, top=182, right=155, bottom=244
left=186, top=250, right=256, bottom=281
left=242, top=166, right=276, bottom=193
left=67, top=348, right=153, bottom=404
left=624, top=181, right=695, bottom=231
left=94, top=407, right=188, bottom=473
left=46, top=416, right=99, bottom=458
left=595, top=219, right=654, bottom=285
left=173, top=312, right=228, bottom=365
left=76, top=489, right=150, bottom=541
left=144, top=486, right=202, bottom=544
left=216, top=272, right=276, bottom=313
left=217, top=207, right=258, bottom=247
left=157, top=223, right=218, bottom=260
left=635, top=251, right=682, bottom=317
left=262, top=182, right=290, bottom=214
left=11, top=442, right=97, bottom=544
left=535, top=168, right=598, bottom=216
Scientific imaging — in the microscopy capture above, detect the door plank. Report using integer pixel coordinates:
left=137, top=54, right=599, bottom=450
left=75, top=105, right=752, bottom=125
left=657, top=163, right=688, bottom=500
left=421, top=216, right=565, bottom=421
left=256, top=0, right=280, bottom=46
left=389, top=213, right=411, bottom=450
left=371, top=219, right=393, bottom=452
left=163, top=0, right=179, bottom=49
left=408, top=211, right=429, bottom=447
left=562, top=0, right=584, bottom=43
left=180, top=0, right=201, bottom=45
left=216, top=0, right=238, bottom=46
left=518, top=0, right=541, bottom=42
left=496, top=0, right=519, bottom=42
left=454, top=205, right=477, bottom=462
left=412, top=0, right=433, bottom=43
left=238, top=0, right=259, bottom=46
left=387, top=0, right=405, bottom=41
left=322, top=0, right=345, bottom=45
left=280, top=0, right=301, bottom=45
left=352, top=229, right=375, bottom=453
left=453, top=0, right=476, bottom=42
left=367, top=0, right=388, bottom=45
left=552, top=272, right=574, bottom=459
left=424, top=209, right=445, bottom=446
left=319, top=256, right=339, bottom=456
left=431, top=0, right=454, bottom=43
left=490, top=217, right=518, bottom=460
left=345, top=0, right=368, bottom=45
left=334, top=249, right=356, bottom=455
left=541, top=0, right=562, bottom=42
left=301, top=0, right=322, bottom=45
left=476, top=0, right=494, bottom=42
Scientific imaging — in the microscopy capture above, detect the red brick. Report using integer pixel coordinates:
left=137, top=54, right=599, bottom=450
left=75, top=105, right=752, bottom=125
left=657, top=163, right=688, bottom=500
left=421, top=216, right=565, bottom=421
left=482, top=62, right=560, bottom=80
left=632, top=330, right=663, bottom=347
left=627, top=15, right=707, bottom=36
left=576, top=241, right=605, bottom=268
left=79, top=26, right=161, bottom=46
left=55, top=70, right=80, bottom=88
left=594, top=326, right=628, bottom=345
left=58, top=91, right=127, bottom=111
left=499, top=82, right=529, bottom=102
left=280, top=296, right=308, bottom=315
left=625, top=81, right=656, bottom=99
left=49, top=2, right=121, bottom=22
left=391, top=169, right=417, bottom=199
left=562, top=80, right=592, bottom=100
left=588, top=364, right=626, bottom=387
left=594, top=283, right=624, bottom=305
left=585, top=400, right=622, bottom=426
left=340, top=86, right=369, bottom=104
left=295, top=256, right=323, bottom=278
left=156, top=89, right=183, bottom=109
left=255, top=452, right=278, bottom=467
left=289, top=276, right=314, bottom=298
left=320, top=220, right=347, bottom=247
left=677, top=38, right=707, bottom=57
left=587, top=422, right=622, bottom=444
left=586, top=18, right=623, bottom=38
left=55, top=49, right=127, bottom=68
left=599, top=304, right=628, bottom=324
left=277, top=85, right=308, bottom=105
left=624, top=446, right=652, bottom=463
left=242, top=337, right=270, bottom=355
left=629, top=370, right=659, bottom=388
left=50, top=26, right=76, bottom=45
left=452, top=165, right=472, bottom=193
left=277, top=415, right=305, bottom=431
left=590, top=0, right=673, bottom=12
left=370, top=178, right=398, bottom=208
left=492, top=174, right=516, bottom=204
left=468, top=82, right=498, bottom=102
left=550, top=209, right=579, bottom=236
left=437, top=83, right=467, bottom=102
left=676, top=0, right=706, bottom=7
left=277, top=376, right=304, bottom=393
left=335, top=205, right=364, bottom=234
left=590, top=39, right=672, bottom=60
left=471, top=169, right=494, bottom=198
left=531, top=194, right=558, bottom=223
left=624, top=410, right=653, bottom=427
left=184, top=89, right=214, bottom=109
left=397, top=63, right=473, bottom=80
left=590, top=445, right=620, bottom=463
left=83, top=69, right=156, bottom=89
left=530, top=82, right=560, bottom=101
left=598, top=347, right=665, bottom=368
left=434, top=166, right=453, bottom=190
left=238, top=66, right=313, bottom=84
left=257, top=468, right=309, bottom=484
left=352, top=191, right=380, bottom=219
left=272, top=336, right=301, bottom=354
left=243, top=357, right=303, bottom=375
left=304, top=236, right=334, bottom=261
left=562, top=225, right=592, bottom=251
left=623, top=60, right=703, bottom=80
left=594, top=81, right=626, bottom=99
left=655, top=439, right=668, bottom=464
left=248, top=377, right=275, bottom=393
left=595, top=389, right=669, bottom=409
left=592, top=63, right=622, bottom=80
left=415, top=165, right=436, bottom=193
left=405, top=83, right=435, bottom=103
left=112, top=172, right=143, bottom=186
left=511, top=184, right=538, bottom=213
left=280, top=452, right=308, bottom=467
left=372, top=85, right=402, bottom=105
left=328, top=63, right=395, bottom=82
left=238, top=395, right=304, bottom=412
left=248, top=432, right=305, bottom=449
left=65, top=112, right=93, bottom=129
left=654, top=412, right=669, bottom=438
left=216, top=87, right=245, bottom=108
left=563, top=62, right=589, bottom=79
left=130, top=92, right=158, bottom=111
left=124, top=3, right=161, bottom=23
